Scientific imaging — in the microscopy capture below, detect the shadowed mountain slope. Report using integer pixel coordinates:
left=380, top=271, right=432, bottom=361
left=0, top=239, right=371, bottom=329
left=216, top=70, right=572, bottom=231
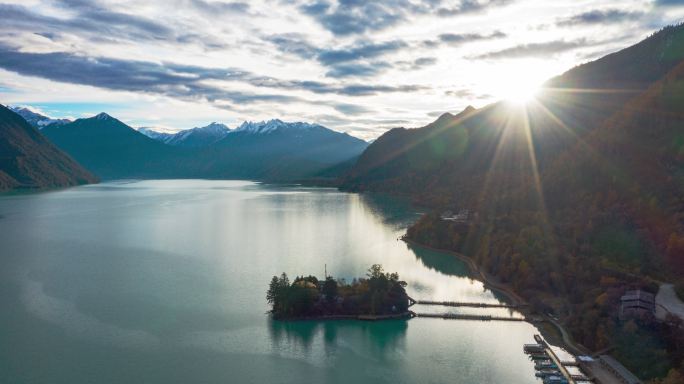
left=0, top=104, right=97, bottom=190
left=43, top=115, right=367, bottom=181
left=339, top=25, right=684, bottom=379
left=42, top=113, right=193, bottom=179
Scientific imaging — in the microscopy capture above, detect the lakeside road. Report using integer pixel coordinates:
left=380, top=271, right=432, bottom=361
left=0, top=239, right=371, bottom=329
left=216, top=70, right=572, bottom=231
left=402, top=238, right=588, bottom=355
left=656, top=283, right=684, bottom=320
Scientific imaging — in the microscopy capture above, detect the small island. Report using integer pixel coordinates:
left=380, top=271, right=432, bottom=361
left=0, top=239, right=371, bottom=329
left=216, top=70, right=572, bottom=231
left=266, top=264, right=411, bottom=320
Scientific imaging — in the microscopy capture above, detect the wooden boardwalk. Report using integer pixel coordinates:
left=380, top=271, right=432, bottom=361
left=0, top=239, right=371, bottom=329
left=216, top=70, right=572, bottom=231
left=415, top=300, right=522, bottom=309
left=413, top=312, right=526, bottom=321
left=407, top=296, right=532, bottom=322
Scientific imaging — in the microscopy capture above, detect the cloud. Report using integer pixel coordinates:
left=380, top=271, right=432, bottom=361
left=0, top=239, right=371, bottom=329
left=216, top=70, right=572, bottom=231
left=336, top=84, right=427, bottom=96
left=267, top=32, right=503, bottom=78
left=298, top=0, right=515, bottom=36
left=316, top=40, right=408, bottom=77
left=265, top=37, right=409, bottom=78
left=52, top=0, right=174, bottom=38
left=0, top=3, right=172, bottom=44
left=472, top=39, right=588, bottom=59
left=653, top=0, right=684, bottom=7
left=264, top=34, right=319, bottom=60
left=445, top=89, right=492, bottom=99
left=332, top=103, right=373, bottom=114
left=430, top=30, right=506, bottom=46
left=317, top=40, right=408, bottom=65
left=557, top=9, right=645, bottom=26
left=0, top=44, right=425, bottom=103
left=187, top=0, right=251, bottom=14
left=436, top=0, right=513, bottom=17
left=395, top=57, right=438, bottom=70
left=299, top=1, right=408, bottom=36
left=325, top=62, right=391, bottom=78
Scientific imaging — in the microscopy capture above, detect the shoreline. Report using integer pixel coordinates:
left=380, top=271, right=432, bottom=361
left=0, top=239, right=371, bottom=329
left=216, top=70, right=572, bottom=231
left=401, top=237, right=525, bottom=305
left=402, top=237, right=589, bottom=355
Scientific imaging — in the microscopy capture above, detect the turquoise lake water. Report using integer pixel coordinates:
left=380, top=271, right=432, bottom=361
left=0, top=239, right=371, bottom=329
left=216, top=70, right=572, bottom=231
left=0, top=180, right=547, bottom=383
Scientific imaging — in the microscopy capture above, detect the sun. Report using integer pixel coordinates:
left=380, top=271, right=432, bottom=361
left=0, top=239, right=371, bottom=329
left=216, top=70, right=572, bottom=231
left=487, top=61, right=547, bottom=105
left=499, top=78, right=540, bottom=105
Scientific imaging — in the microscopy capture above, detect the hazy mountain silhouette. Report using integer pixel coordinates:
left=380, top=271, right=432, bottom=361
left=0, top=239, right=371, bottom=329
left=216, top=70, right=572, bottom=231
left=40, top=114, right=367, bottom=181
left=139, top=122, right=231, bottom=147
left=42, top=113, right=191, bottom=179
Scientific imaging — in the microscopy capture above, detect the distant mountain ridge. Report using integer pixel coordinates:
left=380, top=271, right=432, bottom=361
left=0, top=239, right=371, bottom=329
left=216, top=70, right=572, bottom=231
left=0, top=104, right=97, bottom=190
left=43, top=113, right=196, bottom=179
left=9, top=106, right=71, bottom=129
left=139, top=122, right=230, bottom=147
left=40, top=113, right=368, bottom=181
left=206, top=119, right=368, bottom=180
left=234, top=119, right=324, bottom=134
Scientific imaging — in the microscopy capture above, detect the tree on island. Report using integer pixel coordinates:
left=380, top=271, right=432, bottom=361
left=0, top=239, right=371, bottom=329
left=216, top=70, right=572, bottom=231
left=322, top=276, right=338, bottom=303
left=266, top=264, right=409, bottom=319
left=266, top=273, right=290, bottom=315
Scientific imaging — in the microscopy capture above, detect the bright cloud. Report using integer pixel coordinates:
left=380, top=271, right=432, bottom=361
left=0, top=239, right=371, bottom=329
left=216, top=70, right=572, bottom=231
left=0, top=0, right=681, bottom=139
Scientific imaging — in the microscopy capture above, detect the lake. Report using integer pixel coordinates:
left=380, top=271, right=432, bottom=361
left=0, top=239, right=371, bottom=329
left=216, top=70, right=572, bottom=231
left=0, top=180, right=546, bottom=383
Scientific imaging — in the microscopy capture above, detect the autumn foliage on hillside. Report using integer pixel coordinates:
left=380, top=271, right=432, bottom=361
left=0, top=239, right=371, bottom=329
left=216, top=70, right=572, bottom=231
left=0, top=104, right=97, bottom=190
left=343, top=25, right=684, bottom=380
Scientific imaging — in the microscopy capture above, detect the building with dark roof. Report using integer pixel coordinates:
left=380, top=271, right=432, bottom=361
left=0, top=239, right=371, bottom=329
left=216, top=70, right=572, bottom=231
left=620, top=290, right=655, bottom=320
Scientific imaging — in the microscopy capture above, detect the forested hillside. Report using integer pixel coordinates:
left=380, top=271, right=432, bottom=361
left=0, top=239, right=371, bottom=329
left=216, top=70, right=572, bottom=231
left=342, top=24, right=684, bottom=381
left=0, top=105, right=97, bottom=190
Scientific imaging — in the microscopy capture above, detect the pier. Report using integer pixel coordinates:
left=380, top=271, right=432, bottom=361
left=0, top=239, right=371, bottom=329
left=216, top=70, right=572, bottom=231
left=413, top=312, right=526, bottom=321
left=414, top=300, right=523, bottom=309
left=523, top=334, right=594, bottom=384
left=407, top=296, right=532, bottom=322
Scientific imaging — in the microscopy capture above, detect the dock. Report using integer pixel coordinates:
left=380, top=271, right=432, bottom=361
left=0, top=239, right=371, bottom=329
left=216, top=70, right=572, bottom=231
left=524, top=334, right=591, bottom=384
left=413, top=312, right=527, bottom=321
left=415, top=300, right=522, bottom=309
left=407, top=296, right=533, bottom=322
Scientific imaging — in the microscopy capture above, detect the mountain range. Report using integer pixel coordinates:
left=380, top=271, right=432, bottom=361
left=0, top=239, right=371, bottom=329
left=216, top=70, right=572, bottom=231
left=0, top=105, right=97, bottom=190
left=9, top=106, right=71, bottom=129
left=139, top=122, right=231, bottom=147
left=39, top=114, right=368, bottom=181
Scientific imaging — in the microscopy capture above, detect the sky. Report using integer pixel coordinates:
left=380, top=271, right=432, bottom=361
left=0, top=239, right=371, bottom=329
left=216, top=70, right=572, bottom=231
left=0, top=0, right=683, bottom=140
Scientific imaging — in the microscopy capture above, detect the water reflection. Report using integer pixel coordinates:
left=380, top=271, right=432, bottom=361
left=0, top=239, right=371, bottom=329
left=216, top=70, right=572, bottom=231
left=359, top=193, right=420, bottom=229
left=0, top=180, right=541, bottom=384
left=269, top=319, right=408, bottom=352
left=407, top=243, right=471, bottom=278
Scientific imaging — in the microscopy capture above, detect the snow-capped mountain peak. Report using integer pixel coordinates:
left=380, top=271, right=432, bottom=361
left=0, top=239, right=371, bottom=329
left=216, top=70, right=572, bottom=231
left=9, top=106, right=71, bottom=129
left=138, top=127, right=173, bottom=141
left=199, top=122, right=230, bottom=132
left=234, top=119, right=322, bottom=134
left=184, top=122, right=230, bottom=137
left=95, top=112, right=113, bottom=120
left=138, top=122, right=231, bottom=147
